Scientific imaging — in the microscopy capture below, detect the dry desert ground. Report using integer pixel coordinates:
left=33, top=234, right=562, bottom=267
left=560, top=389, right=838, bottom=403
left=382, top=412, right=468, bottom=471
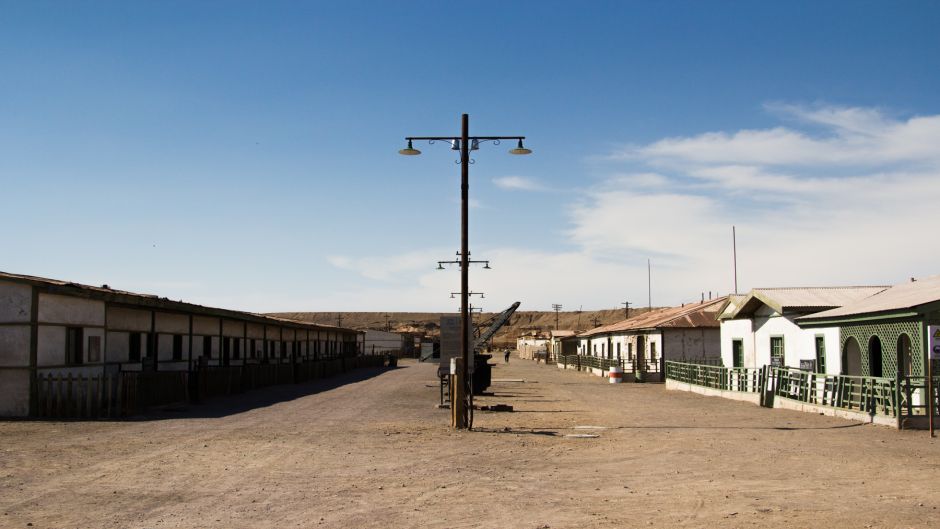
left=2, top=357, right=939, bottom=528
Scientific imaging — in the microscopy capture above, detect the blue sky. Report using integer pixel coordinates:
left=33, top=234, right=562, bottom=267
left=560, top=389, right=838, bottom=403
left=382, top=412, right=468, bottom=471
left=2, top=1, right=940, bottom=313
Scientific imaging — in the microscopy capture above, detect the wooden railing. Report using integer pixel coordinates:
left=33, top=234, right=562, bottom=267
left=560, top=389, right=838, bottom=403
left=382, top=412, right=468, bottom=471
left=665, top=361, right=761, bottom=393
left=771, top=368, right=899, bottom=417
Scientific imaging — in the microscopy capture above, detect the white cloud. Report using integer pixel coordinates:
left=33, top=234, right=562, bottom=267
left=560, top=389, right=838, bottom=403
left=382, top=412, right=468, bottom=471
left=493, top=175, right=545, bottom=191
left=323, top=104, right=940, bottom=310
left=584, top=104, right=940, bottom=295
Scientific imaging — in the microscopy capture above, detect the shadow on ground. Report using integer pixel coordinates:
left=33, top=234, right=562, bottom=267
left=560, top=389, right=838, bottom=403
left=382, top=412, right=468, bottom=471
left=143, top=366, right=401, bottom=420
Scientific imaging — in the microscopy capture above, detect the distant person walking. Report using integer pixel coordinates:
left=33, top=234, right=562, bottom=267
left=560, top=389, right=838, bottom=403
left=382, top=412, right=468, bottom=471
left=504, top=350, right=510, bottom=363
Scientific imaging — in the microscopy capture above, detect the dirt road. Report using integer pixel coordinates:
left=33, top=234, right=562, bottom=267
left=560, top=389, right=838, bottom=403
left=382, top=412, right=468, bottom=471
left=1, top=358, right=938, bottom=528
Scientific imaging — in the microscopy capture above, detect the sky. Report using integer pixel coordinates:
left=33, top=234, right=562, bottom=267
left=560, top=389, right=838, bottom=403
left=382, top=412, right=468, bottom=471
left=2, top=1, right=940, bottom=313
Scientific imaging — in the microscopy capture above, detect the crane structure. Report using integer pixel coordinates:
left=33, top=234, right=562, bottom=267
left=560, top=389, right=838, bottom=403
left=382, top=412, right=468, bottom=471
left=473, top=301, right=521, bottom=351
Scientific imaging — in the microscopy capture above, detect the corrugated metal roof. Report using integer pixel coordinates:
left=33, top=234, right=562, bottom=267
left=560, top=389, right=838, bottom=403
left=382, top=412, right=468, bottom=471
left=577, top=297, right=725, bottom=337
left=798, top=275, right=940, bottom=321
left=0, top=270, right=360, bottom=333
left=731, top=286, right=888, bottom=317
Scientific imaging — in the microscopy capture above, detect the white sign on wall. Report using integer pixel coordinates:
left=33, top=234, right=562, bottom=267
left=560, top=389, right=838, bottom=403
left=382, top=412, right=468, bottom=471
left=929, top=325, right=940, bottom=360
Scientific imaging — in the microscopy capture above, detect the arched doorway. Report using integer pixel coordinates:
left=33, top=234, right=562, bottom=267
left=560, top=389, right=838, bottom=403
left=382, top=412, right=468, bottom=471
left=843, top=337, right=862, bottom=376
left=897, top=334, right=913, bottom=377
left=868, top=336, right=884, bottom=377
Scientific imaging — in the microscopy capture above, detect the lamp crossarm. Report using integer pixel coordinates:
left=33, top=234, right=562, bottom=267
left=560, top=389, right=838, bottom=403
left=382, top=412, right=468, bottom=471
left=405, top=136, right=525, bottom=141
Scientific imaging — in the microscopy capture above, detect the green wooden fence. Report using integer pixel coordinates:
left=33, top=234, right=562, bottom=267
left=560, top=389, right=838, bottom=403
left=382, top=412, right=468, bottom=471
left=665, top=360, right=940, bottom=422
left=665, top=361, right=761, bottom=393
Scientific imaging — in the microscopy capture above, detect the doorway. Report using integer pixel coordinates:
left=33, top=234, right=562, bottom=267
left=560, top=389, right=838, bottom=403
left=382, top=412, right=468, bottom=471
left=868, top=336, right=883, bottom=377
left=843, top=337, right=862, bottom=376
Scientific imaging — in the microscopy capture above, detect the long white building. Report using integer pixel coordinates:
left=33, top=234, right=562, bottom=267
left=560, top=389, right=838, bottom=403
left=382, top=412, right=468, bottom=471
left=0, top=271, right=364, bottom=417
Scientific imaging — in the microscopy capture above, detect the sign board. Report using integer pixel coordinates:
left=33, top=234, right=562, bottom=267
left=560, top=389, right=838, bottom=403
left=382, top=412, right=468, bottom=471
left=440, top=316, right=474, bottom=373
left=770, top=357, right=783, bottom=368
left=929, top=326, right=940, bottom=360
left=799, top=359, right=815, bottom=372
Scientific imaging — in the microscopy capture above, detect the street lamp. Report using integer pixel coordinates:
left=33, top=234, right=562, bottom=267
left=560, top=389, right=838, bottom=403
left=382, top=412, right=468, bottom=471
left=401, top=113, right=530, bottom=429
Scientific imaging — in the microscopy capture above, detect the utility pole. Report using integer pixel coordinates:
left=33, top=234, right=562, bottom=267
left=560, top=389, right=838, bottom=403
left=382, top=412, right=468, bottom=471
left=590, top=316, right=602, bottom=328
left=732, top=225, right=738, bottom=294
left=620, top=301, right=631, bottom=319
left=551, top=304, right=562, bottom=330
left=384, top=313, right=391, bottom=332
left=402, top=114, right=530, bottom=430
left=336, top=313, right=343, bottom=327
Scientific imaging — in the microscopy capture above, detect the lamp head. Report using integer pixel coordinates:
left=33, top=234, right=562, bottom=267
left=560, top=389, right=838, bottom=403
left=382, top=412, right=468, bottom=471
left=437, top=263, right=444, bottom=270
left=483, top=262, right=491, bottom=269
left=508, top=139, right=532, bottom=155
left=470, top=139, right=480, bottom=151
left=399, top=139, right=421, bottom=156
left=450, top=139, right=460, bottom=151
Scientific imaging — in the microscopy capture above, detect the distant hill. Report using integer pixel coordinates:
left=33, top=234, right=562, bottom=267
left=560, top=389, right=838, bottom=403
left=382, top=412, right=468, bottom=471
left=268, top=307, right=662, bottom=347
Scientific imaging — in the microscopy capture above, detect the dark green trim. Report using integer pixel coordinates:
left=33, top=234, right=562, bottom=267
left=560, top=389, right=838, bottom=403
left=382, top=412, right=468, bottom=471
left=799, top=311, right=921, bottom=327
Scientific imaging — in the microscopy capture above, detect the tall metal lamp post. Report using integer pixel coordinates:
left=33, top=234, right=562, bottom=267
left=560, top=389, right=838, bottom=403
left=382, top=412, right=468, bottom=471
left=401, top=113, right=531, bottom=429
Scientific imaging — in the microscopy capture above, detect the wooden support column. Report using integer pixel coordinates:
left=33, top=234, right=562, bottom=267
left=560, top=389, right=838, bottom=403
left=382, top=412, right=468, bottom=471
left=151, top=310, right=157, bottom=371
left=218, top=319, right=224, bottom=367
left=187, top=315, right=194, bottom=373
left=28, top=286, right=39, bottom=416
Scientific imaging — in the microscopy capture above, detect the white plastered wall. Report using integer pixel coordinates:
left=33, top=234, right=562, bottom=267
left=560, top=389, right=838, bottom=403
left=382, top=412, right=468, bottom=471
left=38, top=294, right=104, bottom=327
left=721, top=319, right=755, bottom=367
left=0, top=280, right=31, bottom=323
left=663, top=329, right=721, bottom=361
left=0, top=280, right=31, bottom=416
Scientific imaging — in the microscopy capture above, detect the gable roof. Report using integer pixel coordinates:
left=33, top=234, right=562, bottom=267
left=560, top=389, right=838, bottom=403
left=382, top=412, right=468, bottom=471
left=729, top=286, right=888, bottom=318
left=577, top=297, right=725, bottom=338
left=798, top=275, right=940, bottom=323
left=716, top=294, right=747, bottom=320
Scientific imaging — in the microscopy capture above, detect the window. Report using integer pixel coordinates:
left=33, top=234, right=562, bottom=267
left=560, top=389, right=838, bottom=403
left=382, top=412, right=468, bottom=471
left=616, top=343, right=621, bottom=358
left=249, top=339, right=257, bottom=359
left=770, top=336, right=785, bottom=367
left=650, top=342, right=657, bottom=363
left=281, top=341, right=287, bottom=359
left=233, top=339, right=241, bottom=360
left=814, top=336, right=826, bottom=374
left=172, top=335, right=183, bottom=361
left=628, top=343, right=633, bottom=361
left=66, top=327, right=84, bottom=365
left=146, top=333, right=156, bottom=360
left=129, top=332, right=142, bottom=362
left=732, top=339, right=744, bottom=368
left=593, top=343, right=597, bottom=354
left=203, top=336, right=212, bottom=359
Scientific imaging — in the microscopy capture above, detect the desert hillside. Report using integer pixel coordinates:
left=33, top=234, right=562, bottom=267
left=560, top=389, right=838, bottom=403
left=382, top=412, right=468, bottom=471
left=268, top=307, right=661, bottom=347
